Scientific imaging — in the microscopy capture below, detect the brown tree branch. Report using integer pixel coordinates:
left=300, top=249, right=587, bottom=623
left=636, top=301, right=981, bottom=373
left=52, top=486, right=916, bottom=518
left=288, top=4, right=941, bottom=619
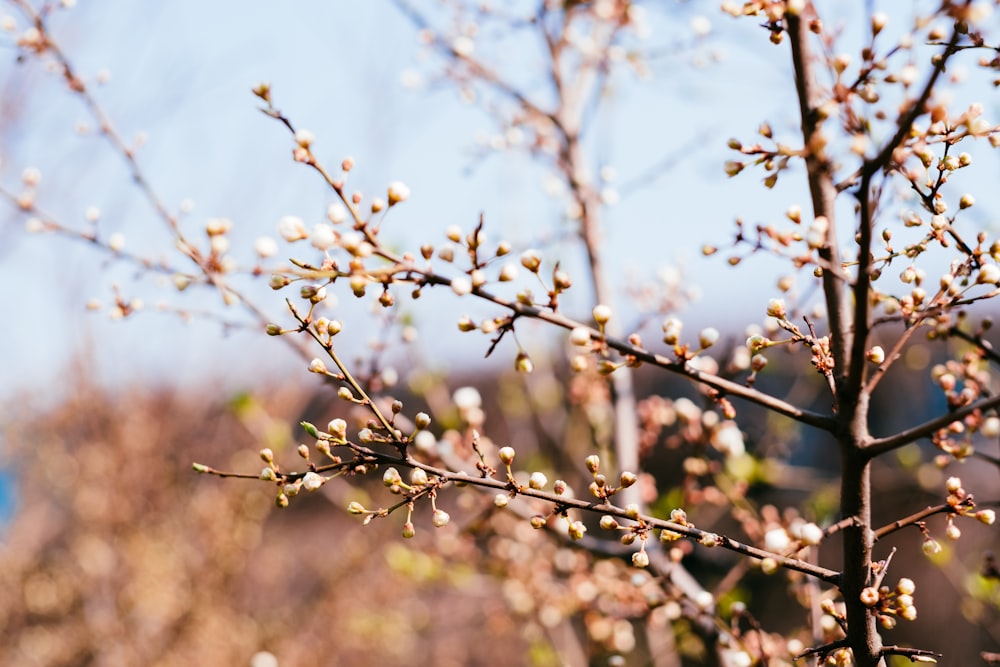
left=865, top=391, right=1000, bottom=457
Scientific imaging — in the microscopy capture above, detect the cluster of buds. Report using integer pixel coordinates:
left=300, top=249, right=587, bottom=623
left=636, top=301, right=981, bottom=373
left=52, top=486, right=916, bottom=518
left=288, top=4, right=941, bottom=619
left=495, top=446, right=582, bottom=536
left=913, top=476, right=994, bottom=558
left=257, top=445, right=333, bottom=508
left=584, top=454, right=637, bottom=502
left=945, top=476, right=996, bottom=532
left=859, top=577, right=918, bottom=629
left=659, top=316, right=722, bottom=361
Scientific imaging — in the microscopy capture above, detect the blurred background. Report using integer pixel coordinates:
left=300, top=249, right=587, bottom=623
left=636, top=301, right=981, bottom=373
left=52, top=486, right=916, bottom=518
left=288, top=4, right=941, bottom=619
left=0, top=1, right=998, bottom=665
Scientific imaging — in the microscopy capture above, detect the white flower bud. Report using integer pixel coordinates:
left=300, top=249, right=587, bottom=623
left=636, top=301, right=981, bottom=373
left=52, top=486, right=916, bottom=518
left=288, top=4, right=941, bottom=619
left=498, top=262, right=518, bottom=282
left=498, top=446, right=516, bottom=465
left=108, top=232, right=125, bottom=252
left=764, top=527, right=790, bottom=552
left=662, top=318, right=682, bottom=345
left=978, top=263, right=1000, bottom=285
left=980, top=416, right=1000, bottom=437
left=327, top=203, right=347, bottom=224
left=800, top=522, right=823, bottom=546
left=278, top=215, right=307, bottom=242
left=569, top=326, right=592, bottom=346
left=387, top=181, right=410, bottom=205
left=766, top=298, right=787, bottom=319
left=451, top=276, right=473, bottom=296
left=310, top=223, right=336, bottom=250
left=698, top=327, right=720, bottom=349
left=520, top=249, right=542, bottom=272
left=294, top=129, right=315, bottom=147
left=946, top=476, right=963, bottom=493
left=302, top=471, right=324, bottom=491
left=592, top=304, right=612, bottom=325
left=254, top=236, right=278, bottom=258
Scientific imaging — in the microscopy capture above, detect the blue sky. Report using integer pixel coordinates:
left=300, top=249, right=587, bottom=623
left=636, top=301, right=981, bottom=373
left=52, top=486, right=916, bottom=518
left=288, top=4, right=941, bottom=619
left=2, top=0, right=999, bottom=405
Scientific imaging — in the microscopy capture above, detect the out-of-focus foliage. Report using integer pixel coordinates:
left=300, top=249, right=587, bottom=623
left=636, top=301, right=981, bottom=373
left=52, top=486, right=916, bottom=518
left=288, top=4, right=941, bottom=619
left=0, top=373, right=544, bottom=667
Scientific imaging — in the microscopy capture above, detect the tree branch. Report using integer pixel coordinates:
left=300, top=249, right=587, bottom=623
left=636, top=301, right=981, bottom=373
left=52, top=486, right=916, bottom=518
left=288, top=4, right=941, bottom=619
left=864, top=392, right=1000, bottom=457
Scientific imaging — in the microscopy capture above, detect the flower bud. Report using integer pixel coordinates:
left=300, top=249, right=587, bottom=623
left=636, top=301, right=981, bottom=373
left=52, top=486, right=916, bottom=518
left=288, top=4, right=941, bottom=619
left=724, top=160, right=744, bottom=177
left=498, top=262, right=518, bottom=282
left=347, top=501, right=366, bottom=514
left=494, top=494, right=509, bottom=508
left=699, top=532, right=719, bottom=547
left=569, top=326, right=592, bottom=346
left=520, top=249, right=542, bottom=273
left=269, top=274, right=291, bottom=290
left=698, top=327, right=720, bottom=349
left=922, top=538, right=942, bottom=556
left=451, top=276, right=472, bottom=296
left=402, top=521, right=416, bottom=538
left=432, top=509, right=451, bottom=527
left=278, top=215, right=307, bottom=242
left=414, top=412, right=431, bottom=430
left=529, top=471, right=548, bottom=490
left=585, top=455, right=600, bottom=473
left=387, top=181, right=410, bottom=205
left=302, top=471, right=324, bottom=491
left=978, top=263, right=1000, bottom=285
left=800, top=522, right=824, bottom=546
left=860, top=587, right=880, bottom=607
left=632, top=550, right=650, bottom=568
left=660, top=529, right=682, bottom=542
left=383, top=467, right=402, bottom=486
left=871, top=11, right=888, bottom=34
left=498, top=446, right=516, bottom=465
left=530, top=515, right=547, bottom=529
left=766, top=298, right=787, bottom=319
left=592, top=304, right=612, bottom=325
left=515, top=351, right=534, bottom=374
left=662, top=318, right=682, bottom=345
left=600, top=515, right=619, bottom=530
